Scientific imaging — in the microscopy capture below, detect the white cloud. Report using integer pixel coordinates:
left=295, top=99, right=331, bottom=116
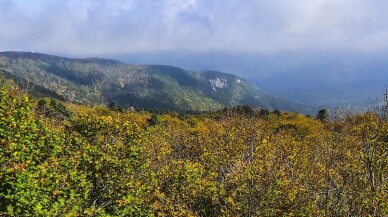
left=1, top=0, right=388, bottom=55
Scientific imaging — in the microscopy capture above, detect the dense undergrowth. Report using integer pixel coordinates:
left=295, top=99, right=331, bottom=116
left=0, top=80, right=387, bottom=216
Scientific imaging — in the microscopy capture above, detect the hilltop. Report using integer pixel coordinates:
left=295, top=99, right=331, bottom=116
left=0, top=51, right=310, bottom=113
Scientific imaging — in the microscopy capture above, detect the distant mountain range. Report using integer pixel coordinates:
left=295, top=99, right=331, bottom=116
left=0, top=51, right=311, bottom=113
left=121, top=51, right=387, bottom=111
left=253, top=58, right=388, bottom=109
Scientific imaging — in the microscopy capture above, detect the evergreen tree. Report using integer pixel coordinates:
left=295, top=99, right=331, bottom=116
left=316, top=108, right=329, bottom=122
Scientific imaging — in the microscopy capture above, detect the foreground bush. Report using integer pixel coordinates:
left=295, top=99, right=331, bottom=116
left=0, top=82, right=387, bottom=216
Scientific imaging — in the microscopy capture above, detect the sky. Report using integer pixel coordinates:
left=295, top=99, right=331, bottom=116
left=1, top=0, right=388, bottom=56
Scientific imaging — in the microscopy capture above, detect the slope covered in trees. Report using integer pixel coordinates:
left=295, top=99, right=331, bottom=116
left=0, top=80, right=387, bottom=216
left=0, top=51, right=310, bottom=113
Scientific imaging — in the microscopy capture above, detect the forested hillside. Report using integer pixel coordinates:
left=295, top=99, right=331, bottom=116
left=0, top=51, right=310, bottom=113
left=0, top=79, right=387, bottom=216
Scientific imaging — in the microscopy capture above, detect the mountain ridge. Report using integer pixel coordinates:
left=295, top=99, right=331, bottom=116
left=0, top=51, right=311, bottom=113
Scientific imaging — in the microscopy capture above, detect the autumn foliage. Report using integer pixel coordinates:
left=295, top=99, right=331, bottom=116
left=0, top=81, right=387, bottom=216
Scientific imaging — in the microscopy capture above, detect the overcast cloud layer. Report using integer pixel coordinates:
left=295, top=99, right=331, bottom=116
left=1, top=0, right=388, bottom=56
